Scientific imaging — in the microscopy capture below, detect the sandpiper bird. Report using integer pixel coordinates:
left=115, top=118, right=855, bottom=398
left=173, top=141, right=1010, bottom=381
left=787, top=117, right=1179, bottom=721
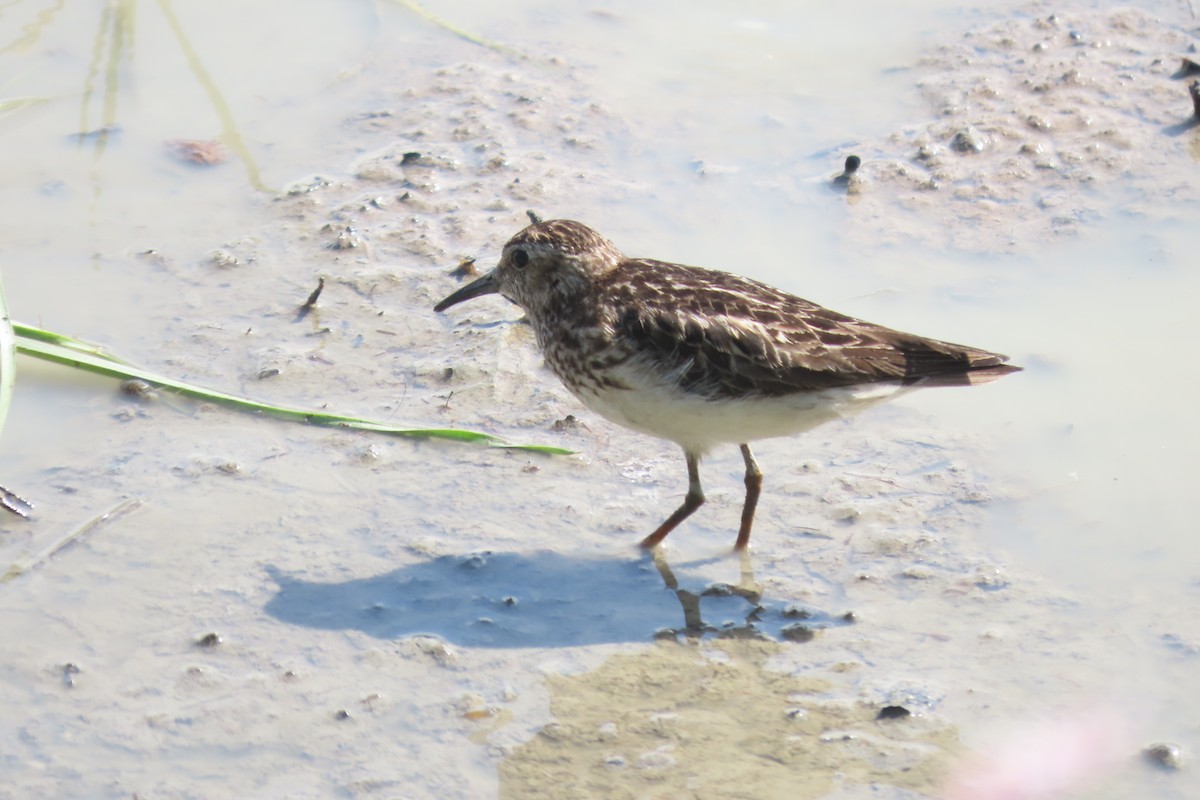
left=435, top=219, right=1020, bottom=550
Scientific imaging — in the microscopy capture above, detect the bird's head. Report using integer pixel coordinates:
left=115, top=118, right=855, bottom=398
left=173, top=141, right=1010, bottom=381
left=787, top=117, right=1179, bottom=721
left=434, top=219, right=623, bottom=318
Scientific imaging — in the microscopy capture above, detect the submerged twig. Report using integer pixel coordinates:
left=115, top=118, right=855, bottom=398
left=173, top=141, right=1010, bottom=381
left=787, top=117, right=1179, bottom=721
left=296, top=277, right=325, bottom=320
left=0, top=486, right=33, bottom=518
left=389, top=0, right=526, bottom=59
left=1, top=498, right=142, bottom=583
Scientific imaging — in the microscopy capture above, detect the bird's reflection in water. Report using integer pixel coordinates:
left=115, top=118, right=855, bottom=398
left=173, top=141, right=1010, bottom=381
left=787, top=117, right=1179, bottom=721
left=648, top=548, right=853, bottom=643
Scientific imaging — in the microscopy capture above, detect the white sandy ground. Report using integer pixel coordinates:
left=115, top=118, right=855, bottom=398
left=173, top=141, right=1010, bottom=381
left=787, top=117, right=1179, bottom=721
left=1, top=1, right=1199, bottom=797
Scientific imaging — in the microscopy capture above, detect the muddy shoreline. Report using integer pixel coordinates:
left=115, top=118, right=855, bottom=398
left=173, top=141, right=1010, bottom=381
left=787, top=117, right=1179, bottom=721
left=1, top=1, right=1198, bottom=797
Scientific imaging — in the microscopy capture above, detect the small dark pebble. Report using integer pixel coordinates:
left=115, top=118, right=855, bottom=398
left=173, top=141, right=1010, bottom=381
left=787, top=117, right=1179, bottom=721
left=951, top=127, right=986, bottom=153
left=330, top=226, right=360, bottom=250
left=120, top=379, right=156, bottom=400
left=460, top=552, right=490, bottom=569
left=552, top=414, right=579, bottom=430
left=780, top=623, right=816, bottom=643
left=195, top=633, right=222, bottom=648
left=450, top=258, right=478, bottom=278
left=62, top=663, right=81, bottom=688
left=782, top=605, right=813, bottom=619
left=401, top=151, right=422, bottom=165
left=1144, top=742, right=1184, bottom=770
left=878, top=705, right=912, bottom=720
left=335, top=709, right=351, bottom=720
left=975, top=577, right=1010, bottom=592
left=841, top=611, right=857, bottom=623
left=503, top=596, right=518, bottom=607
left=831, top=154, right=861, bottom=187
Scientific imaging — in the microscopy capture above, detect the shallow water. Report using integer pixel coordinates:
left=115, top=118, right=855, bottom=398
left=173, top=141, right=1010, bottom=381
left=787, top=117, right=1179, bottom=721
left=2, top=0, right=1199, bottom=797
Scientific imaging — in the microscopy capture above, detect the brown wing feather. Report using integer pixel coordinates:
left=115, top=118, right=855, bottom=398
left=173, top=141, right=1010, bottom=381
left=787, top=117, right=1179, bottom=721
left=605, top=259, right=1019, bottom=400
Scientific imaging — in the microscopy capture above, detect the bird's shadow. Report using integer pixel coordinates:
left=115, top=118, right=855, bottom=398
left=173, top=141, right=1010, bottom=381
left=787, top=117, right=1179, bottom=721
left=263, top=549, right=852, bottom=648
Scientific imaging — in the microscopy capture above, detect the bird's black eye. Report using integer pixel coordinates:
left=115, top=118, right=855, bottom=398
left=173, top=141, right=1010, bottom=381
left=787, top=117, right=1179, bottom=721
left=511, top=248, right=529, bottom=269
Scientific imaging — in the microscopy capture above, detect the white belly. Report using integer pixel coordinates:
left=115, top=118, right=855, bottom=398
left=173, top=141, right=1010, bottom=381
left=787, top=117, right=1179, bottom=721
left=571, top=376, right=907, bottom=455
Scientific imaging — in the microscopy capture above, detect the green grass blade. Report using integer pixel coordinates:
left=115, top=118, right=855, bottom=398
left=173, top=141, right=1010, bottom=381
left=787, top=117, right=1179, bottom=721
left=0, top=278, right=35, bottom=517
left=13, top=326, right=573, bottom=455
left=0, top=96, right=50, bottom=123
left=13, top=322, right=130, bottom=364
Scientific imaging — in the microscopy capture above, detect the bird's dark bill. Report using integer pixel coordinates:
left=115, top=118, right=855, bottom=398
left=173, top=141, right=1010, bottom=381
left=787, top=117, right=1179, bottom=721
left=434, top=270, right=501, bottom=312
